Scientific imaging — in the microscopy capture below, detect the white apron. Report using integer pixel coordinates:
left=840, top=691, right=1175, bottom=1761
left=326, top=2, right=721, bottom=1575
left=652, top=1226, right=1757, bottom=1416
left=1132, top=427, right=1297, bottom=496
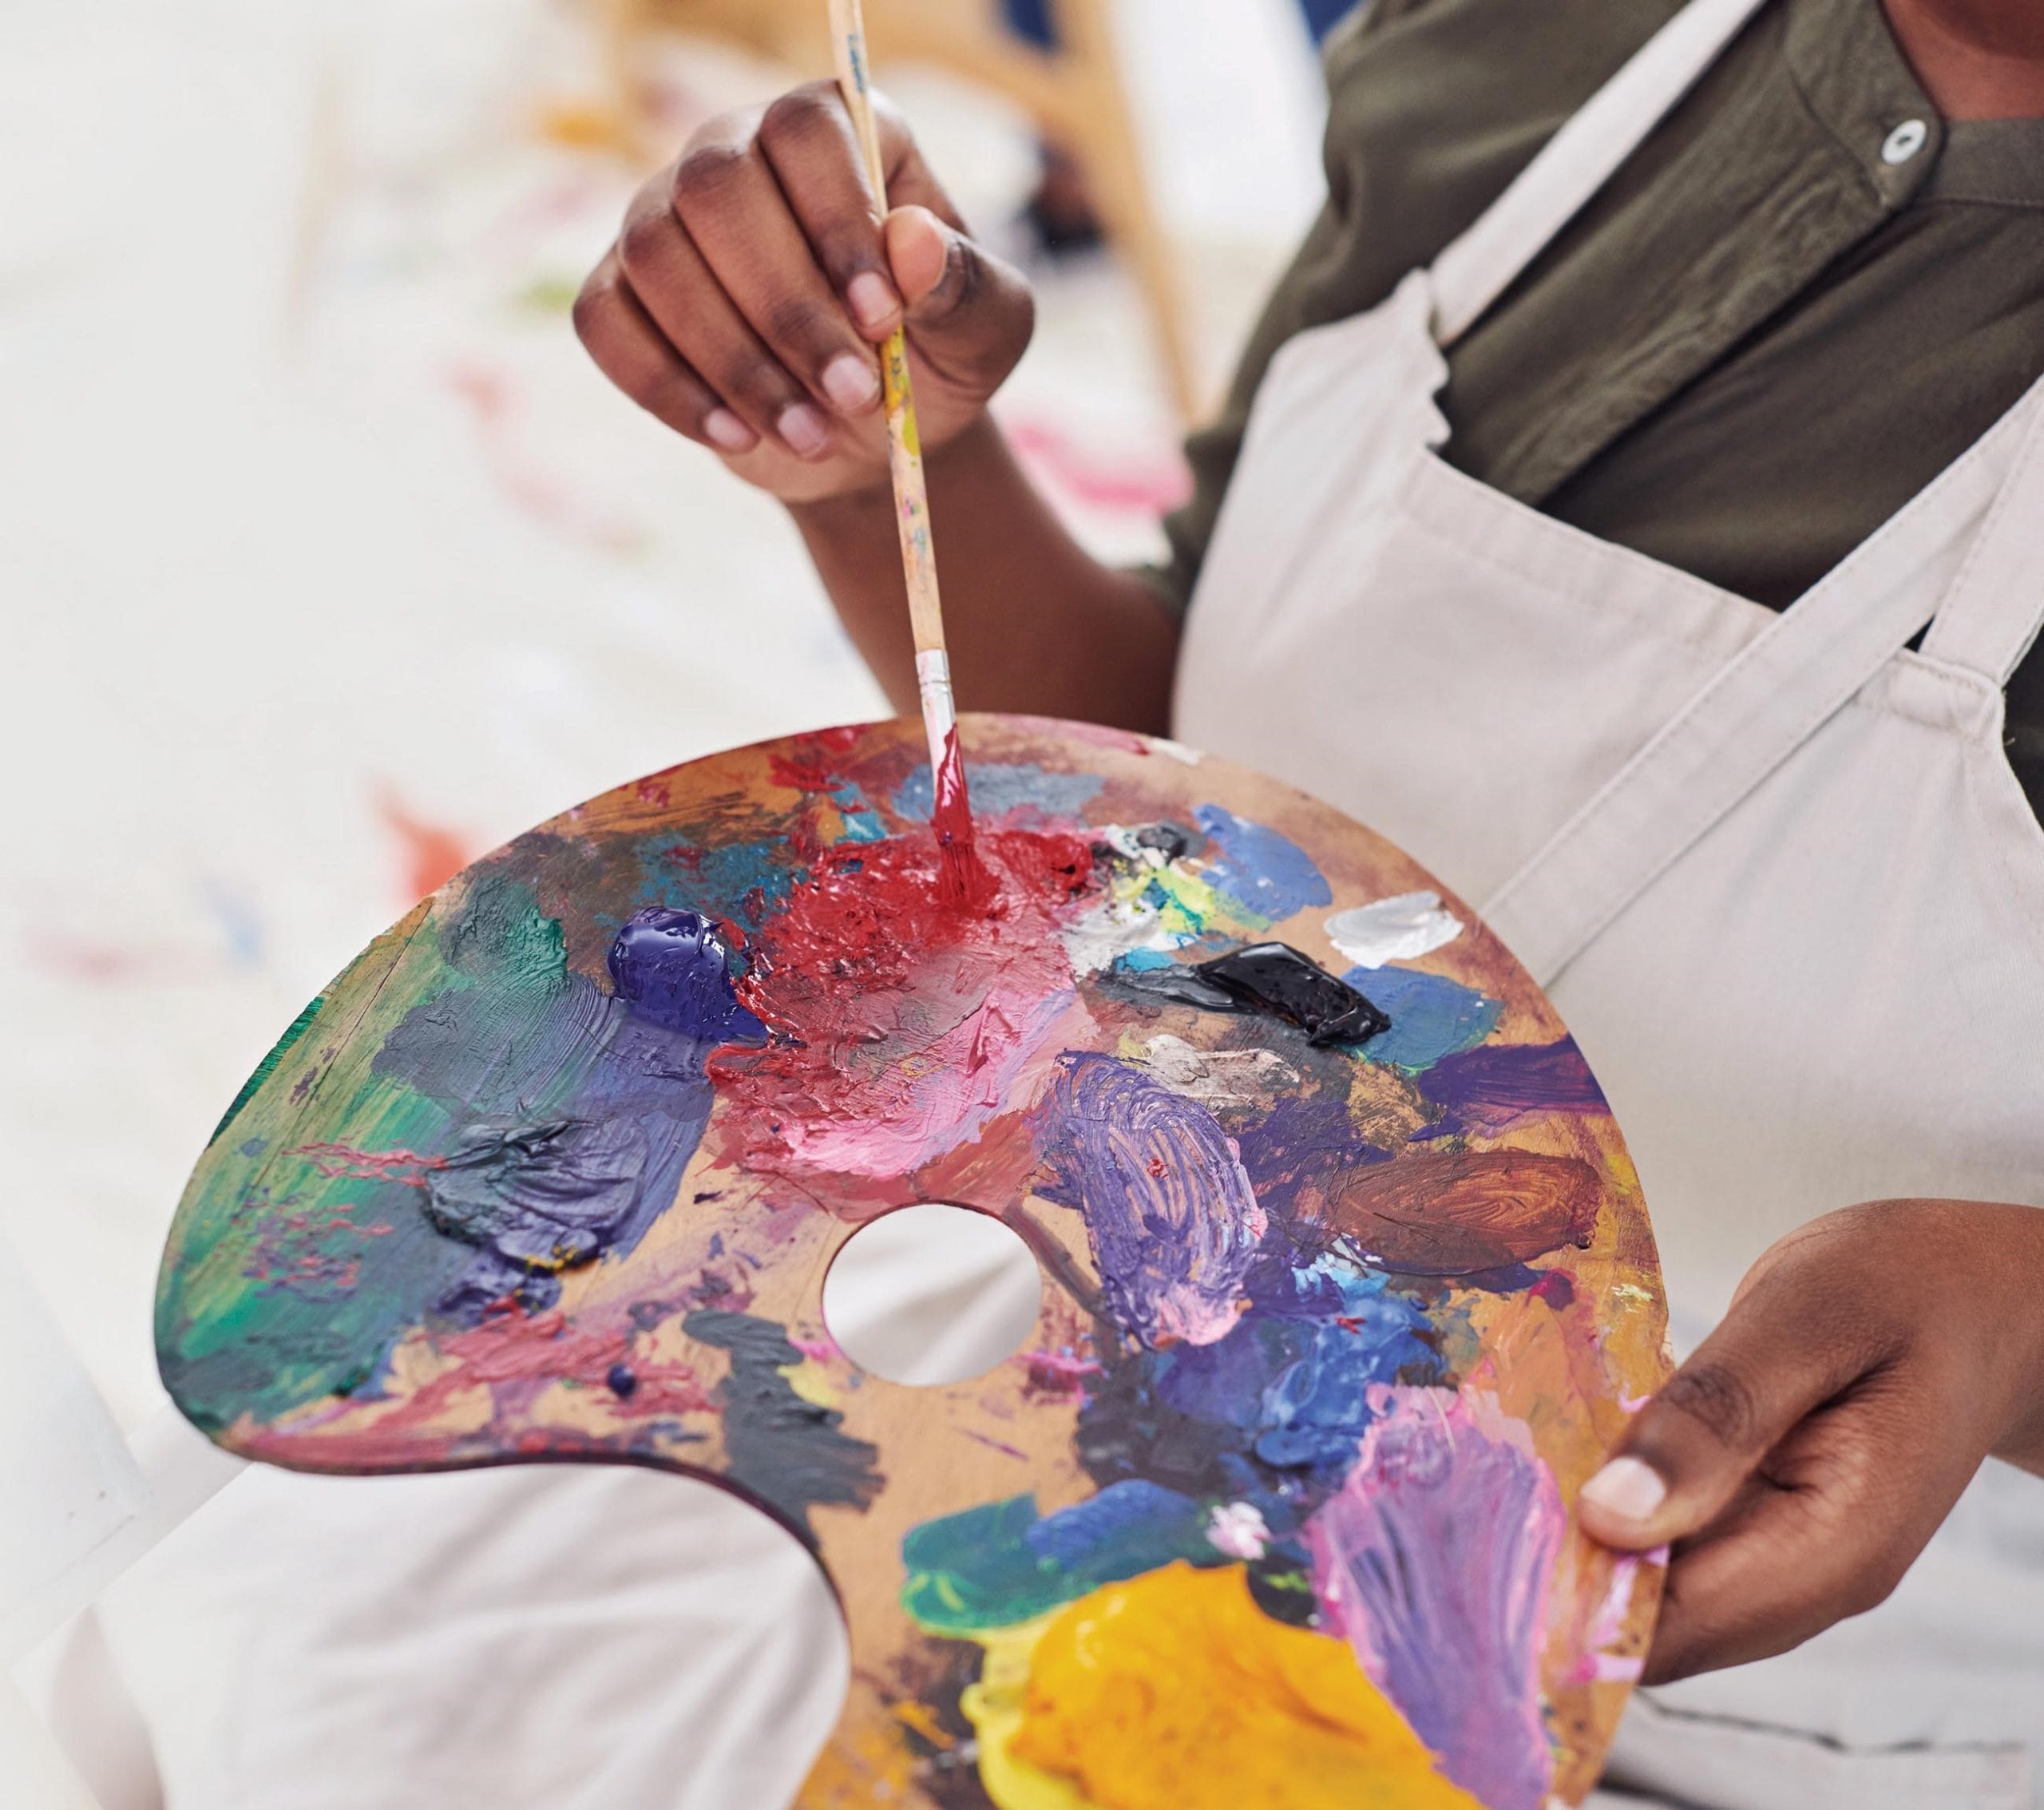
left=1178, top=0, right=2044, bottom=1802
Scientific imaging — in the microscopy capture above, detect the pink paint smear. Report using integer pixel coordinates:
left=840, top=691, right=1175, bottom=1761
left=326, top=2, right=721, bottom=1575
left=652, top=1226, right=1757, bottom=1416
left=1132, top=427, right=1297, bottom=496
left=1005, top=417, right=1192, bottom=517
left=1308, top=1386, right=1563, bottom=1810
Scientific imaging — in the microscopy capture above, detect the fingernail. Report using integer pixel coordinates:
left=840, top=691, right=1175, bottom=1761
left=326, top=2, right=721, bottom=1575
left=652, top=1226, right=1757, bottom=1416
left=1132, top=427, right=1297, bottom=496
left=1582, top=1456, right=1668, bottom=1524
left=822, top=353, right=880, bottom=414
left=703, top=409, right=756, bottom=453
left=846, top=271, right=898, bottom=330
left=778, top=402, right=830, bottom=458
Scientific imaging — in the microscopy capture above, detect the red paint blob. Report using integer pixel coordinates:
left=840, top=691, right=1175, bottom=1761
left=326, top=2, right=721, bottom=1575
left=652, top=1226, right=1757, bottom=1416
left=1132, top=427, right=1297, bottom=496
left=710, top=822, right=1095, bottom=1187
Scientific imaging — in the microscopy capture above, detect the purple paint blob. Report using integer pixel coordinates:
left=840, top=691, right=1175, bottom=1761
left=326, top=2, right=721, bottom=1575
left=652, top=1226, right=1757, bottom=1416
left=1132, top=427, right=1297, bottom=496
left=1420, top=1036, right=1606, bottom=1135
left=1307, top=1387, right=1563, bottom=1810
left=608, top=908, right=768, bottom=1044
left=1042, top=1053, right=1267, bottom=1349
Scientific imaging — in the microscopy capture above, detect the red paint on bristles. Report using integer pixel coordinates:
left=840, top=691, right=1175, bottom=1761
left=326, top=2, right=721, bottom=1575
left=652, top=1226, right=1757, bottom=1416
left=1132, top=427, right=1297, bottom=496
left=931, top=727, right=994, bottom=909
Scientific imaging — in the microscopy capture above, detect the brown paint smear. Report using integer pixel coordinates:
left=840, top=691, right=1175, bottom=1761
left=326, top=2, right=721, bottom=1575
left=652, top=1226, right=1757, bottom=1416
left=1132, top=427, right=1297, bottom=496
left=1329, top=1150, right=1602, bottom=1275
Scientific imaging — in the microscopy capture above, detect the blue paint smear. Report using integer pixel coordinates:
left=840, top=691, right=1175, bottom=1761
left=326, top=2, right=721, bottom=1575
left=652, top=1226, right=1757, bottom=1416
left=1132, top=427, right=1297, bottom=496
left=1194, top=804, right=1332, bottom=924
left=1154, top=1315, right=1315, bottom=1427
left=1289, top=1252, right=1425, bottom=1322
left=201, top=877, right=266, bottom=968
left=893, top=760, right=1104, bottom=824
left=822, top=778, right=889, bottom=842
left=1079, top=1257, right=1444, bottom=1523
left=632, top=834, right=798, bottom=921
left=1080, top=1337, right=1299, bottom=1525
left=1023, top=1479, right=1209, bottom=1568
left=835, top=804, right=888, bottom=842
left=1254, top=1277, right=1440, bottom=1481
left=1345, top=966, right=1503, bottom=1072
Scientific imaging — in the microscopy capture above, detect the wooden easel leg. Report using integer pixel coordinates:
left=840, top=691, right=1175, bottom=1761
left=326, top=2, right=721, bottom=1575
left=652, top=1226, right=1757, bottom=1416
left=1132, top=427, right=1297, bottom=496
left=1050, top=0, right=1203, bottom=422
left=601, top=0, right=648, bottom=130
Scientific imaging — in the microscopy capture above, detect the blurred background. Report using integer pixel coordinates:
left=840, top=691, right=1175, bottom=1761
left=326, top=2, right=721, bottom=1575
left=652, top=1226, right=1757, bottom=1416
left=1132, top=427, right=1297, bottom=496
left=2, top=0, right=1337, bottom=1801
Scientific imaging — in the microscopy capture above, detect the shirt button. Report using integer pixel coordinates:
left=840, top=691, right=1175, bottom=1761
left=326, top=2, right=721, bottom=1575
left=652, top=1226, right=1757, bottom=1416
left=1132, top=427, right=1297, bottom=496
left=1883, top=118, right=1929, bottom=164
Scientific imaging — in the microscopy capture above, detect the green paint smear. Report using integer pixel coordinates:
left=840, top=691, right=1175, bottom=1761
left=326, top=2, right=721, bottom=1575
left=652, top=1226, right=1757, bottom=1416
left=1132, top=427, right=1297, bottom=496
left=209, top=992, right=325, bottom=1146
left=156, top=888, right=562, bottom=1433
left=901, top=1490, right=1218, bottom=1635
left=513, top=272, right=583, bottom=315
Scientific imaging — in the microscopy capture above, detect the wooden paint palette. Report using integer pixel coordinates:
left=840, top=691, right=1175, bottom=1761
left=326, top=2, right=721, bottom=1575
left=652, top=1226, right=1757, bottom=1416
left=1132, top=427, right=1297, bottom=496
left=157, top=715, right=1670, bottom=1808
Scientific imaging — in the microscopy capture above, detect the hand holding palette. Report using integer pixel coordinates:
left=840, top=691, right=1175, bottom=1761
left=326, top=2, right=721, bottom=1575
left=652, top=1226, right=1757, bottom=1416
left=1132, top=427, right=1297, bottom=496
left=156, top=714, right=1670, bottom=1808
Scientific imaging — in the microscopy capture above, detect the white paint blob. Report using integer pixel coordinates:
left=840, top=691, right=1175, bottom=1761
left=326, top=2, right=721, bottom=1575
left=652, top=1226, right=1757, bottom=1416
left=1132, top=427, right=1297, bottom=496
left=1060, top=824, right=1198, bottom=976
left=1325, top=891, right=1464, bottom=968
left=1137, top=1034, right=1300, bottom=1110
left=1206, top=1501, right=1271, bottom=1562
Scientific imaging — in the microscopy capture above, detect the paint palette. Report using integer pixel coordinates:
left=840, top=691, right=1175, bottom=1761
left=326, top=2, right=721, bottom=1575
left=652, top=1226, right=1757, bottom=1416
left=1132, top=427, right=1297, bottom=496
left=157, top=715, right=1670, bottom=1809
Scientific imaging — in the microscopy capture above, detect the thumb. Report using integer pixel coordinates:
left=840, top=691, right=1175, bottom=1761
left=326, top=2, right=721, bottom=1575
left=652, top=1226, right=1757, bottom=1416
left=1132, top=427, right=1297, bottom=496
left=883, top=204, right=1034, bottom=388
left=1578, top=1269, right=1865, bottom=1551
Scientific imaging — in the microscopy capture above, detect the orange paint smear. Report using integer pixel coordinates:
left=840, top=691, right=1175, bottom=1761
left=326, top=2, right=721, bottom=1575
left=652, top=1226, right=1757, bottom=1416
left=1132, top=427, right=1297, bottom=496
left=1329, top=1149, right=1602, bottom=1275
left=375, top=786, right=472, bottom=904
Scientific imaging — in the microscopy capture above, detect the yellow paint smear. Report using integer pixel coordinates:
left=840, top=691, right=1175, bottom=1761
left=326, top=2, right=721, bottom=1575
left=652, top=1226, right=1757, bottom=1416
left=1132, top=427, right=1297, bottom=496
left=796, top=1712, right=919, bottom=1808
left=962, top=1617, right=1101, bottom=1810
left=780, top=1360, right=839, bottom=1411
left=891, top=1699, right=954, bottom=1751
left=979, top=1563, right=1481, bottom=1810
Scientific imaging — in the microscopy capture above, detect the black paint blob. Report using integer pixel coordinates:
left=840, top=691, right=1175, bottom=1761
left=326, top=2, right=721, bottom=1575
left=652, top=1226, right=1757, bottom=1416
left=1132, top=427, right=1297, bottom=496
left=1098, top=945, right=1392, bottom=1048
left=425, top=1117, right=652, bottom=1315
left=1105, top=964, right=1242, bottom=1015
left=1194, top=944, right=1392, bottom=1047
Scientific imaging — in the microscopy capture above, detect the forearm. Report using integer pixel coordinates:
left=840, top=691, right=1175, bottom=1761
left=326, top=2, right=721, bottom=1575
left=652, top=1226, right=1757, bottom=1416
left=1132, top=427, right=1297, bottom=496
left=789, top=414, right=1182, bottom=735
left=1983, top=1200, right=2044, bottom=1476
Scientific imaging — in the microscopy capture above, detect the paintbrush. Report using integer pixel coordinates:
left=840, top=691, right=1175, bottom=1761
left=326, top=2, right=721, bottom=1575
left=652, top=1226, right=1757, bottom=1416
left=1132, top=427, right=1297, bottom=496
left=827, top=0, right=984, bottom=901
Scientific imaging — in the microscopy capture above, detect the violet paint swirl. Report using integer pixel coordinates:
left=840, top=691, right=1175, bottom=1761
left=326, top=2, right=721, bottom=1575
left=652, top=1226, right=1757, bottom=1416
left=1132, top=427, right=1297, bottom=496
left=1041, top=1053, right=1268, bottom=1349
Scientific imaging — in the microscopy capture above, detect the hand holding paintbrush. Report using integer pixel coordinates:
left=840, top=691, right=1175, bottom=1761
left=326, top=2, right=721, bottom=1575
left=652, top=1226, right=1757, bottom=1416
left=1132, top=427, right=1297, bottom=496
left=573, top=14, right=1172, bottom=770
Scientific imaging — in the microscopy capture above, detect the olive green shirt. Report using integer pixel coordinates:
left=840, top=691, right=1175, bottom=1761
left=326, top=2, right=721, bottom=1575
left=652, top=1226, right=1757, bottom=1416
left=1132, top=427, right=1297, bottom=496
left=1158, top=0, right=2044, bottom=814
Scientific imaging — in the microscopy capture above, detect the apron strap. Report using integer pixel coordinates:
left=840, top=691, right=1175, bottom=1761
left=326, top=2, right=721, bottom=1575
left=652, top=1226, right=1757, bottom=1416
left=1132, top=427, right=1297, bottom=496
left=1919, top=378, right=2044, bottom=684
left=1482, top=381, right=2044, bottom=988
left=1431, top=0, right=1772, bottom=349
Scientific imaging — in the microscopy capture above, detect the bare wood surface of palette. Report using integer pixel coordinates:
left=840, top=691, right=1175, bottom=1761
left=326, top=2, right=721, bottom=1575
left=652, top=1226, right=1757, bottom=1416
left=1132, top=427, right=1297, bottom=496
left=157, top=715, right=1671, bottom=1810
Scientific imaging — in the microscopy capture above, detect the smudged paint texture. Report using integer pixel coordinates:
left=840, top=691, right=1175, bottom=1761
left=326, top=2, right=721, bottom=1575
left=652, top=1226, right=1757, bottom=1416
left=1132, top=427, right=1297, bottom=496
left=156, top=715, right=1671, bottom=1810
